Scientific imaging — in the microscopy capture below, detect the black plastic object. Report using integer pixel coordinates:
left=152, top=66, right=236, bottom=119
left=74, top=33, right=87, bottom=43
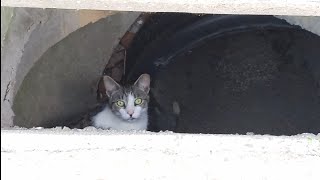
left=125, top=15, right=305, bottom=132
left=126, top=15, right=301, bottom=82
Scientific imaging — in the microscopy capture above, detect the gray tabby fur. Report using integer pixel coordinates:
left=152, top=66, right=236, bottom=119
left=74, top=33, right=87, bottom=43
left=92, top=74, right=151, bottom=130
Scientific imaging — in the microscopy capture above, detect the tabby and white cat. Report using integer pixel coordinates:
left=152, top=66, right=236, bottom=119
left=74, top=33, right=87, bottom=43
left=92, top=74, right=150, bottom=130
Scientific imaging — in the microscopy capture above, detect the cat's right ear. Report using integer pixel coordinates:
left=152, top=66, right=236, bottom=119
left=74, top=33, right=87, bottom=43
left=103, top=76, right=120, bottom=97
left=134, top=74, right=151, bottom=93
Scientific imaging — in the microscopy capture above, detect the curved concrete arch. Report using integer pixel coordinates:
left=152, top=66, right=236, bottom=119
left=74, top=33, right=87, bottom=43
left=1, top=7, right=139, bottom=127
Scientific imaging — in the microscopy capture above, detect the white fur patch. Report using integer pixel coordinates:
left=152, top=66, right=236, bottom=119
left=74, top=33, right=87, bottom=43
left=119, top=108, right=130, bottom=120
left=132, top=106, right=142, bottom=119
left=92, top=106, right=148, bottom=131
left=126, top=94, right=135, bottom=115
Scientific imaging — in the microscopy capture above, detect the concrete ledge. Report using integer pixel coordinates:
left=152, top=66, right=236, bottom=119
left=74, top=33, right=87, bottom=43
left=2, top=0, right=320, bottom=16
left=2, top=129, right=320, bottom=180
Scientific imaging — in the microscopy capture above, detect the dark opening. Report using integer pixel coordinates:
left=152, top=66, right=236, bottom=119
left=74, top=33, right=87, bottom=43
left=125, top=14, right=320, bottom=135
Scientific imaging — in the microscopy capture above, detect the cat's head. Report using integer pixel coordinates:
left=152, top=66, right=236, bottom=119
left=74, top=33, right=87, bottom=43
left=103, top=74, right=151, bottom=121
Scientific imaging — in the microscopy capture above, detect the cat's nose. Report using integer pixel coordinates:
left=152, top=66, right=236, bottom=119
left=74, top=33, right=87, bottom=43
left=127, top=110, right=134, bottom=116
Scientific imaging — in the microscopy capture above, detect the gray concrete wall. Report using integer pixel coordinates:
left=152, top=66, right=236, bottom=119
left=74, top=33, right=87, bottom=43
left=1, top=7, right=13, bottom=50
left=13, top=12, right=140, bottom=127
left=1, top=7, right=14, bottom=127
left=1, top=7, right=139, bottom=127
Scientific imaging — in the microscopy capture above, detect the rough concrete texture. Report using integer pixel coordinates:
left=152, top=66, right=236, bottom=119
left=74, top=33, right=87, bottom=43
left=1, top=7, right=13, bottom=50
left=0, top=7, right=133, bottom=127
left=2, top=0, right=320, bottom=16
left=1, top=129, right=320, bottom=180
left=0, top=7, right=14, bottom=127
left=12, top=11, right=140, bottom=128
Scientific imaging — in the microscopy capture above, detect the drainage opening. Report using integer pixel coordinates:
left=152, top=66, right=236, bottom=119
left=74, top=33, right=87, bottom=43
left=11, top=13, right=320, bottom=135
left=122, top=14, right=320, bottom=135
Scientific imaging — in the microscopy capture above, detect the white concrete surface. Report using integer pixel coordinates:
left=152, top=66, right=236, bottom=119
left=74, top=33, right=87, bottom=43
left=1, top=128, right=320, bottom=180
left=2, top=0, right=320, bottom=16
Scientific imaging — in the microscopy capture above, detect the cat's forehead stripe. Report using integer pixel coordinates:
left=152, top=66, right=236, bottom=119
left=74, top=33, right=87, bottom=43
left=109, top=85, right=149, bottom=103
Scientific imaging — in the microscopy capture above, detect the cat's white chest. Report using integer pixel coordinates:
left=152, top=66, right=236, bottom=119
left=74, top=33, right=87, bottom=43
left=92, top=107, right=148, bottom=131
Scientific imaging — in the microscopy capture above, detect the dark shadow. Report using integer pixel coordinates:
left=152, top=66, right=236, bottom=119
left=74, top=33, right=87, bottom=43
left=126, top=14, right=320, bottom=135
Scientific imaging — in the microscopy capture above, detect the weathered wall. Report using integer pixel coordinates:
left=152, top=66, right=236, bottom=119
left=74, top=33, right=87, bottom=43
left=1, top=7, right=139, bottom=127
left=1, top=7, right=13, bottom=50
left=12, top=12, right=140, bottom=127
left=1, top=7, right=14, bottom=127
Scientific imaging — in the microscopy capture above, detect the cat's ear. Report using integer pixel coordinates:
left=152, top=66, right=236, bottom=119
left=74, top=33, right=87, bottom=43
left=134, top=74, right=151, bottom=93
left=103, top=76, right=120, bottom=97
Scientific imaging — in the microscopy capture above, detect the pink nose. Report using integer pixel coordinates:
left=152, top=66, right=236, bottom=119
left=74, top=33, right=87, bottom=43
left=127, top=110, right=134, bottom=116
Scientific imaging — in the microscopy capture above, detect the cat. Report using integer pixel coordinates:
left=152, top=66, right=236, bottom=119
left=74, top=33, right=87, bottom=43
left=92, top=74, right=151, bottom=131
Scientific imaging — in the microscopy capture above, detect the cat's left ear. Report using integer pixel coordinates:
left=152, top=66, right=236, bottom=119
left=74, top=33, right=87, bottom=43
left=103, top=75, right=121, bottom=97
left=134, top=74, right=151, bottom=93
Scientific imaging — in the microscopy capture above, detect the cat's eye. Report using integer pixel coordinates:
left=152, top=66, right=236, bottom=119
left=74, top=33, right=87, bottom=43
left=116, top=100, right=125, bottom=107
left=134, top=98, right=143, bottom=105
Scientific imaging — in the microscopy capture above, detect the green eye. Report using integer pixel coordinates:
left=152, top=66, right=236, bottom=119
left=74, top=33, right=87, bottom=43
left=134, top=98, right=143, bottom=105
left=116, top=100, right=125, bottom=107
